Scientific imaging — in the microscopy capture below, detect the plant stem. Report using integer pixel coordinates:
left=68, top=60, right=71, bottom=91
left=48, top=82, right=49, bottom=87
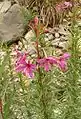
left=0, top=99, right=3, bottom=119
left=36, top=31, right=49, bottom=119
left=19, top=75, right=32, bottom=119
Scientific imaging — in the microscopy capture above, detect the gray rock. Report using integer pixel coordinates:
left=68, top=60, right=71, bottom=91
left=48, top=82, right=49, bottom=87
left=0, top=4, right=24, bottom=43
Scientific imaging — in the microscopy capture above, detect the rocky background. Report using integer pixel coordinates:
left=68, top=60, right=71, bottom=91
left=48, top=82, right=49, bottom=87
left=0, top=0, right=81, bottom=55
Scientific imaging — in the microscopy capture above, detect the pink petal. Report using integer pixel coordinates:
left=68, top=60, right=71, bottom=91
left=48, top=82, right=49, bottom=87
left=23, top=66, right=35, bottom=78
left=37, top=58, right=45, bottom=64
left=16, top=64, right=26, bottom=72
left=24, top=62, right=36, bottom=78
left=28, top=70, right=34, bottom=78
left=47, top=57, right=57, bottom=64
left=64, top=2, right=72, bottom=7
left=62, top=53, right=70, bottom=60
left=44, top=63, right=51, bottom=71
left=58, top=60, right=67, bottom=71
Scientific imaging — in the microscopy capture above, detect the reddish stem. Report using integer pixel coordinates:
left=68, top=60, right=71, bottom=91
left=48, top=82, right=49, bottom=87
left=0, top=99, right=3, bottom=119
left=35, top=27, right=40, bottom=59
left=36, top=41, right=40, bottom=59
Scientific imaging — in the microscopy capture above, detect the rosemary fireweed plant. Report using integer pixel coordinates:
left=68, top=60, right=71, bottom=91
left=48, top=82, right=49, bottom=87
left=0, top=1, right=81, bottom=119
left=14, top=16, right=71, bottom=119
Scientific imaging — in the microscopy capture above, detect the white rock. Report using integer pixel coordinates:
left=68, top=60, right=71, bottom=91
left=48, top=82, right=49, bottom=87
left=59, top=41, right=68, bottom=49
left=27, top=45, right=36, bottom=55
left=24, top=31, right=37, bottom=54
left=60, top=36, right=68, bottom=41
left=55, top=32, right=59, bottom=38
left=25, top=30, right=35, bottom=42
left=51, top=38, right=60, bottom=46
left=47, top=34, right=54, bottom=40
left=45, top=33, right=54, bottom=41
left=58, top=25, right=67, bottom=35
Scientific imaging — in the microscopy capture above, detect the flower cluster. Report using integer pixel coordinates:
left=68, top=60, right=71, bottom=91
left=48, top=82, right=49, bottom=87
left=15, top=16, right=70, bottom=78
left=38, top=53, right=70, bottom=72
left=15, top=50, right=70, bottom=78
left=55, top=1, right=72, bottom=12
left=15, top=50, right=36, bottom=78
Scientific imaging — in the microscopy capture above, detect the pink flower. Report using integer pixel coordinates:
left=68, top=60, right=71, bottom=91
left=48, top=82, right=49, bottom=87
left=23, top=61, right=36, bottom=78
left=57, top=59, right=67, bottom=71
left=37, top=53, right=70, bottom=72
left=62, top=53, right=70, bottom=60
left=29, top=16, right=39, bottom=29
left=15, top=50, right=27, bottom=67
left=15, top=50, right=36, bottom=78
left=57, top=53, right=70, bottom=71
left=37, top=57, right=57, bottom=71
left=63, top=2, right=72, bottom=8
left=55, top=1, right=72, bottom=12
left=16, top=60, right=36, bottom=78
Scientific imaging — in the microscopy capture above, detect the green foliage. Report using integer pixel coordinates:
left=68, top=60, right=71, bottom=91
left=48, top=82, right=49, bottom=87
left=0, top=2, right=81, bottom=119
left=21, top=6, right=40, bottom=29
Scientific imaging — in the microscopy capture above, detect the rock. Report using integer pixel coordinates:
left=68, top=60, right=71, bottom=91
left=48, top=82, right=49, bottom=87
left=51, top=37, right=68, bottom=49
left=25, top=30, right=54, bottom=42
left=58, top=24, right=69, bottom=36
left=0, top=4, right=24, bottom=43
left=27, top=45, right=36, bottom=55
left=24, top=30, right=36, bottom=55
left=55, top=32, right=59, bottom=38
left=55, top=48, right=63, bottom=56
left=0, top=0, right=11, bottom=13
left=44, top=33, right=54, bottom=41
left=25, top=30, right=35, bottom=42
left=51, top=38, right=60, bottom=46
left=59, top=41, right=68, bottom=50
left=60, top=36, right=68, bottom=41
